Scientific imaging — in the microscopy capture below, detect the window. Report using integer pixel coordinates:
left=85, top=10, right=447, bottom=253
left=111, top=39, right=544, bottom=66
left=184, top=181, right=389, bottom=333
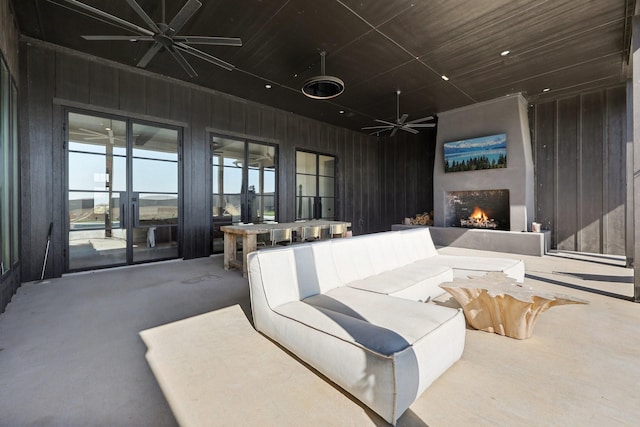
left=295, top=150, right=337, bottom=220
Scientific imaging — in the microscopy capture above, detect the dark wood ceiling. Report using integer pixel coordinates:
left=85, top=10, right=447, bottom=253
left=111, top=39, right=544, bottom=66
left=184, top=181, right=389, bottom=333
left=12, top=0, right=636, bottom=133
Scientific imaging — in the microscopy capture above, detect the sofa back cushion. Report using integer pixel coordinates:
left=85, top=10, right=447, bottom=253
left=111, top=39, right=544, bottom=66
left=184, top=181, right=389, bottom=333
left=292, top=241, right=344, bottom=298
left=252, top=248, right=302, bottom=308
left=330, top=235, right=376, bottom=284
left=398, top=228, right=438, bottom=261
left=361, top=232, right=406, bottom=274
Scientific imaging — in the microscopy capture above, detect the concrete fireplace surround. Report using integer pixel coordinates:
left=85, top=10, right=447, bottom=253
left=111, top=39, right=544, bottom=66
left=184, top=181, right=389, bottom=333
left=433, top=94, right=535, bottom=232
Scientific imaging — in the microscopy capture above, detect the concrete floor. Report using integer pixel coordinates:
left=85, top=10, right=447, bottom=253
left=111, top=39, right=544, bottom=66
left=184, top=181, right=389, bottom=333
left=0, top=248, right=638, bottom=426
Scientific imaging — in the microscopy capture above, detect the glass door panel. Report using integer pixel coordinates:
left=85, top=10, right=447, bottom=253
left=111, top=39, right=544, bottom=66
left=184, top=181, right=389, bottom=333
left=67, top=113, right=127, bottom=270
left=131, top=122, right=179, bottom=263
left=211, top=136, right=278, bottom=252
left=247, top=142, right=276, bottom=223
left=296, top=150, right=337, bottom=220
left=67, top=112, right=181, bottom=271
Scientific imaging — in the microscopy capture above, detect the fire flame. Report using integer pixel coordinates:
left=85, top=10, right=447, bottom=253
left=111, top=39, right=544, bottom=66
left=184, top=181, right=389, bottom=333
left=469, top=206, right=489, bottom=221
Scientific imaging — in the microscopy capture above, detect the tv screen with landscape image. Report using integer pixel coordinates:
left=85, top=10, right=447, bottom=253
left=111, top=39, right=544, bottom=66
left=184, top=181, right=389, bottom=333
left=444, top=133, right=507, bottom=173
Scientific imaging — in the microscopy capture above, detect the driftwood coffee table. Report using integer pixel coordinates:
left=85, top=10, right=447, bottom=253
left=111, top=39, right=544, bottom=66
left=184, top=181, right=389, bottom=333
left=439, top=272, right=588, bottom=339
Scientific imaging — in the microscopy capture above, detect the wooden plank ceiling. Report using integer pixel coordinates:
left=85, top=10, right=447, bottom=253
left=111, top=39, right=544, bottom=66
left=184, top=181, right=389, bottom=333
left=12, top=0, right=636, bottom=133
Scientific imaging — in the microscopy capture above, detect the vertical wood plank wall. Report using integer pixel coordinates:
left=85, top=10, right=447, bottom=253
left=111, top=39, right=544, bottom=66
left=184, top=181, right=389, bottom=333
left=531, top=86, right=627, bottom=255
left=19, top=42, right=434, bottom=281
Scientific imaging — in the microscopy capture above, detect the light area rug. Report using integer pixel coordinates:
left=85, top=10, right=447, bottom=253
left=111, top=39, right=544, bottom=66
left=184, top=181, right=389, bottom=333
left=139, top=304, right=377, bottom=426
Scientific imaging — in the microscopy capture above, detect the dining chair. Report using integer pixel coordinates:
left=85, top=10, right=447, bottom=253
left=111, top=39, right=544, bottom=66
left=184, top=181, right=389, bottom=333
left=269, top=228, right=292, bottom=246
left=300, top=225, right=321, bottom=242
left=329, top=223, right=345, bottom=238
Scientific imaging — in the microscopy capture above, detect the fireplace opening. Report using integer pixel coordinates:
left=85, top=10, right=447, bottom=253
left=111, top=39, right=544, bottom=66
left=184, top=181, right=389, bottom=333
left=446, top=190, right=510, bottom=231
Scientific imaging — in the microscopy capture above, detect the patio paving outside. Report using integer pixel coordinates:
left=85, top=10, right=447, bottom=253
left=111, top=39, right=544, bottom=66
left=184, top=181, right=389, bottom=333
left=0, top=247, right=638, bottom=426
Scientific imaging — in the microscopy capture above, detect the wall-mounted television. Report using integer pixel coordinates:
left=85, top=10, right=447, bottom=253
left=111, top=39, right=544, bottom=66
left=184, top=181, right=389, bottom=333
left=444, top=133, right=507, bottom=173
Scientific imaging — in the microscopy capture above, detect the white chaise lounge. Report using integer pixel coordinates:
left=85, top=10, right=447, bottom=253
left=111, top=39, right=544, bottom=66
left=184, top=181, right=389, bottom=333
left=247, top=228, right=524, bottom=424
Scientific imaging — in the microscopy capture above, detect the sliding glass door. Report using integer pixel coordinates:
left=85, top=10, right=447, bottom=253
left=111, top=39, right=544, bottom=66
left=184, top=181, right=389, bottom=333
left=67, top=111, right=180, bottom=271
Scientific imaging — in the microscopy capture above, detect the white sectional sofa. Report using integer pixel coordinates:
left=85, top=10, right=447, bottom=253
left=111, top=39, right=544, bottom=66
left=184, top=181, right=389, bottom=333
left=247, top=228, right=524, bottom=424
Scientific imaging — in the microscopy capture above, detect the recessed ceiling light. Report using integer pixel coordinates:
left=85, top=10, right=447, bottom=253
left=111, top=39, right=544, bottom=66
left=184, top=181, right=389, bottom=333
left=441, top=75, right=449, bottom=81
left=339, top=110, right=345, bottom=114
left=542, top=88, right=550, bottom=92
left=500, top=50, right=510, bottom=57
left=265, top=84, right=272, bottom=89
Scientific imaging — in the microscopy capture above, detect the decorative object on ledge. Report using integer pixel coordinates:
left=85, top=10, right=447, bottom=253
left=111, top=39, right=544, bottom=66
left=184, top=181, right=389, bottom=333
left=58, top=0, right=242, bottom=78
left=363, top=90, right=436, bottom=136
left=440, top=272, right=588, bottom=339
left=301, top=51, right=344, bottom=99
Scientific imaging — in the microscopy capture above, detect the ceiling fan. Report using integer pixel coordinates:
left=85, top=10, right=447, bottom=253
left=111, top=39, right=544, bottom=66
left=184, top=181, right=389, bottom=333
left=363, top=90, right=436, bottom=137
left=56, top=0, right=242, bottom=78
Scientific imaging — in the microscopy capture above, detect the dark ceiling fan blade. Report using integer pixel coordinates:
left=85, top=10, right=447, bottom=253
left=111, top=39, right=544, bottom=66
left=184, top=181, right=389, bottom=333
left=374, top=119, right=396, bottom=126
left=362, top=125, right=393, bottom=130
left=59, top=0, right=154, bottom=36
left=400, top=126, right=419, bottom=134
left=397, top=113, right=408, bottom=124
left=390, top=127, right=399, bottom=137
left=172, top=36, right=242, bottom=46
left=167, top=47, right=198, bottom=78
left=406, top=123, right=436, bottom=128
left=167, top=0, right=202, bottom=35
left=175, top=43, right=234, bottom=71
left=407, top=116, right=434, bottom=124
left=82, top=35, right=154, bottom=41
left=137, top=42, right=163, bottom=67
left=126, top=0, right=161, bottom=33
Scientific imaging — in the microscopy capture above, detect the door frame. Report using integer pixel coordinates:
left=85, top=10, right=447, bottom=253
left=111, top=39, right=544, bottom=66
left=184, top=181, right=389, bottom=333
left=64, top=107, right=184, bottom=272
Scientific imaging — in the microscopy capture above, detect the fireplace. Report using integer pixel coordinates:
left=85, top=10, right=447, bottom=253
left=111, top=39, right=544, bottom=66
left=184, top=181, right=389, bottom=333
left=445, top=190, right=510, bottom=231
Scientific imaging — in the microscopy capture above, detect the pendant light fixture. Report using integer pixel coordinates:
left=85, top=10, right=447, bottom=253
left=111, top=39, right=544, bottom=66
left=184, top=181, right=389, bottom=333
left=301, top=51, right=345, bottom=100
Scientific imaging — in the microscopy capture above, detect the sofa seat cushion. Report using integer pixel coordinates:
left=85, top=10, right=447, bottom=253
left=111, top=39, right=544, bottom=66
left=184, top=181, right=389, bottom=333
left=345, top=263, right=452, bottom=299
left=287, top=287, right=463, bottom=355
left=418, top=255, right=525, bottom=282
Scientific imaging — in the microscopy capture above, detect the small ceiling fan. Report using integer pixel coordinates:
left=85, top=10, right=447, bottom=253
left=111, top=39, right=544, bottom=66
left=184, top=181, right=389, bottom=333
left=363, top=90, right=436, bottom=137
left=56, top=0, right=242, bottom=78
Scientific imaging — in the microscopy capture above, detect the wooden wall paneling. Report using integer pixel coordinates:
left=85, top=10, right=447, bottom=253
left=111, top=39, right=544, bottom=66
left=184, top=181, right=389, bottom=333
left=533, top=102, right=556, bottom=245
left=259, top=107, right=276, bottom=141
left=579, top=91, right=605, bottom=253
left=274, top=111, right=290, bottom=221
left=366, top=137, right=376, bottom=231
left=211, top=94, right=230, bottom=131
left=169, top=84, right=191, bottom=123
left=118, top=70, right=146, bottom=115
left=186, top=89, right=212, bottom=258
left=22, top=45, right=56, bottom=281
left=144, top=77, right=171, bottom=119
left=55, top=52, right=89, bottom=103
left=605, top=86, right=626, bottom=255
left=361, top=136, right=372, bottom=232
left=556, top=96, right=580, bottom=251
left=283, top=115, right=299, bottom=222
left=354, top=136, right=364, bottom=234
left=51, top=104, right=65, bottom=277
left=245, top=103, right=261, bottom=137
left=228, top=98, right=246, bottom=134
left=88, top=61, right=119, bottom=110
left=335, top=129, right=346, bottom=222
left=343, top=132, right=354, bottom=232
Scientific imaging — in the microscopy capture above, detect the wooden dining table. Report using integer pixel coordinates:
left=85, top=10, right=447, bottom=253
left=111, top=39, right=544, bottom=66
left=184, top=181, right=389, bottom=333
left=220, top=220, right=351, bottom=277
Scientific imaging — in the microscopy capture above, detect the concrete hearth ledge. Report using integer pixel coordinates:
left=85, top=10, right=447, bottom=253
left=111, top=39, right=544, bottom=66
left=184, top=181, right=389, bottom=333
left=391, top=225, right=550, bottom=256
